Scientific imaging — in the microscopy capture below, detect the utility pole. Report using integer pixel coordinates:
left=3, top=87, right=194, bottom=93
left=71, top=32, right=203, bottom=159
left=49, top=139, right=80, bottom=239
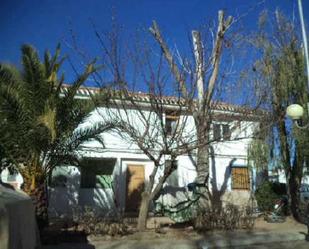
left=297, top=1, right=309, bottom=241
left=298, top=0, right=309, bottom=92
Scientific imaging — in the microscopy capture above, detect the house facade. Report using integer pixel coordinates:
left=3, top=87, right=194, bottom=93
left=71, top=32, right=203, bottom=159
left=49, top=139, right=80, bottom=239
left=1, top=86, right=263, bottom=218
left=47, top=86, right=263, bottom=217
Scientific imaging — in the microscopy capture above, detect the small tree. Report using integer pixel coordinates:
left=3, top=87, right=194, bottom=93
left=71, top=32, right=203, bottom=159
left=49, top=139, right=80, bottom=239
left=251, top=11, right=309, bottom=220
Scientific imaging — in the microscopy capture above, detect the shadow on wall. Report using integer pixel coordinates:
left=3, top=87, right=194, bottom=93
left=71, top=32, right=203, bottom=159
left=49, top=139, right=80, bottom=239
left=48, top=163, right=121, bottom=218
left=78, top=186, right=116, bottom=215
left=48, top=167, right=80, bottom=217
left=156, top=185, right=188, bottom=210
left=173, top=147, right=236, bottom=210
left=125, top=166, right=147, bottom=214
left=209, top=146, right=235, bottom=210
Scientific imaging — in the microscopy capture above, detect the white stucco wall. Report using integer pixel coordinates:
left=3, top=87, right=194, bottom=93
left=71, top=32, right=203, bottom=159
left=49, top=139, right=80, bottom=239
left=0, top=105, right=259, bottom=215
left=48, top=166, right=80, bottom=217
left=0, top=169, right=23, bottom=189
left=48, top=106, right=260, bottom=215
left=47, top=153, right=199, bottom=217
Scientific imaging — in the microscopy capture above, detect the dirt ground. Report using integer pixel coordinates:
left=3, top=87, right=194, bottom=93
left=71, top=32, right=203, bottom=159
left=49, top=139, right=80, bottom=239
left=88, top=216, right=307, bottom=243
left=254, top=216, right=307, bottom=233
left=41, top=216, right=309, bottom=249
left=42, top=215, right=308, bottom=245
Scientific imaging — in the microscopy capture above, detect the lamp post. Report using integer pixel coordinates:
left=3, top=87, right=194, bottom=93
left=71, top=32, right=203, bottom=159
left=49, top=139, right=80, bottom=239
left=286, top=0, right=309, bottom=241
left=286, top=103, right=309, bottom=129
left=286, top=0, right=309, bottom=129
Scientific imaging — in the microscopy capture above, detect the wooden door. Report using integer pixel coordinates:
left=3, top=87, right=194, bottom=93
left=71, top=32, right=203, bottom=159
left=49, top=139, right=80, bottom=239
left=126, top=165, right=145, bottom=212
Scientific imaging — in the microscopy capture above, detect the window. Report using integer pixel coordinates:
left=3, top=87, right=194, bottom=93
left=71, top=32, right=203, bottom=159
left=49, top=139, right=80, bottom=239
left=165, top=160, right=179, bottom=187
left=231, top=167, right=250, bottom=190
left=213, top=123, right=231, bottom=141
left=165, top=111, right=180, bottom=136
left=213, top=124, right=221, bottom=140
left=222, top=124, right=231, bottom=140
left=80, top=159, right=115, bottom=189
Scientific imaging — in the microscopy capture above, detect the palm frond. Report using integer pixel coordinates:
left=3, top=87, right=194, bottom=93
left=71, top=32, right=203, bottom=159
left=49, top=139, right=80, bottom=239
left=65, top=60, right=97, bottom=101
left=45, top=121, right=116, bottom=173
left=21, top=44, right=46, bottom=86
left=64, top=121, right=116, bottom=152
left=45, top=44, right=66, bottom=88
left=56, top=61, right=97, bottom=136
left=21, top=44, right=49, bottom=115
left=0, top=64, right=31, bottom=125
left=37, top=104, right=57, bottom=142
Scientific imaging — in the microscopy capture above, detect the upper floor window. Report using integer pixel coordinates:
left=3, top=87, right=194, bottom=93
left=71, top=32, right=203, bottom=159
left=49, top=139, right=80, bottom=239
left=213, top=123, right=231, bottom=141
left=165, top=111, right=180, bottom=136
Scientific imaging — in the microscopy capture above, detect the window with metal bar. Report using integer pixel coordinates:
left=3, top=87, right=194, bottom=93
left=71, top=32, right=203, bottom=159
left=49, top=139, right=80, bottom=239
left=231, top=167, right=250, bottom=190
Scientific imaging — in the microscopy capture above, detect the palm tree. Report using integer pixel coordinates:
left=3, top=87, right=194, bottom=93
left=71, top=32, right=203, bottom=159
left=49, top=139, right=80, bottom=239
left=0, top=44, right=113, bottom=228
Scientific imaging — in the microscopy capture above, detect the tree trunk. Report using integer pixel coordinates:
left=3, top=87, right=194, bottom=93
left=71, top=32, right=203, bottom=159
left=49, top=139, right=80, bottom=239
left=137, top=191, right=151, bottom=231
left=30, top=182, right=49, bottom=230
left=195, top=117, right=210, bottom=185
left=289, top=176, right=301, bottom=219
left=194, top=118, right=211, bottom=208
left=210, top=191, right=223, bottom=212
left=22, top=174, right=49, bottom=230
left=285, top=169, right=292, bottom=215
left=289, top=148, right=304, bottom=221
left=196, top=143, right=209, bottom=183
left=276, top=116, right=294, bottom=216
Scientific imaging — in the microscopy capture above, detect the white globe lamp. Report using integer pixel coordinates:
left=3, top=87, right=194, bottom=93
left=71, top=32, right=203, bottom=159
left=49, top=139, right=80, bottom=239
left=286, top=104, right=304, bottom=120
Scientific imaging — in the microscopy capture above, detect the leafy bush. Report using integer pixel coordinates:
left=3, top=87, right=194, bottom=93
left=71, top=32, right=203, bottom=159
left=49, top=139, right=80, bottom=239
left=255, top=181, right=281, bottom=212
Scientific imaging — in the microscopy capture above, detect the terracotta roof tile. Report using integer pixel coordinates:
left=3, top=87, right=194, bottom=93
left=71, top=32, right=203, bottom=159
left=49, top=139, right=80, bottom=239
left=61, top=84, right=268, bottom=116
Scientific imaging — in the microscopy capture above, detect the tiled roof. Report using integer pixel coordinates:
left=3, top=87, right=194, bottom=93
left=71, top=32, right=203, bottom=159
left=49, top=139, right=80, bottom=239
left=60, top=84, right=268, bottom=116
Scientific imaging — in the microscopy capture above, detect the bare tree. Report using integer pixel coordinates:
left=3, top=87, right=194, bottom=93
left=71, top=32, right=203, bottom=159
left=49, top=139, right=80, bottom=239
left=149, top=11, right=233, bottom=194
left=67, top=11, right=266, bottom=231
left=92, top=50, right=197, bottom=230
left=66, top=20, right=198, bottom=231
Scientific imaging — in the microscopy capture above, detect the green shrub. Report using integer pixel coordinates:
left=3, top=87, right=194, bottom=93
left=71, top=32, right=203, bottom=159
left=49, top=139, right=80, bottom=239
left=255, top=181, right=280, bottom=211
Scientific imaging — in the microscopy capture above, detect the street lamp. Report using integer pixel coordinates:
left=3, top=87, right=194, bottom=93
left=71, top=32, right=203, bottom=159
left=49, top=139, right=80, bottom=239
left=286, top=104, right=304, bottom=120
left=286, top=0, right=309, bottom=129
left=286, top=103, right=309, bottom=129
left=286, top=1, right=309, bottom=241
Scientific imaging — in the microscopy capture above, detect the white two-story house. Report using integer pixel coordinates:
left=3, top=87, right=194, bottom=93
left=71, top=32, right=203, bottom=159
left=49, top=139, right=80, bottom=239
left=1, top=85, right=265, bottom=218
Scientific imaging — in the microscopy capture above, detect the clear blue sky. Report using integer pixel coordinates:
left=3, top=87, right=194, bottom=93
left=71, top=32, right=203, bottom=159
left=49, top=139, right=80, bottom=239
left=0, top=0, right=308, bottom=89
